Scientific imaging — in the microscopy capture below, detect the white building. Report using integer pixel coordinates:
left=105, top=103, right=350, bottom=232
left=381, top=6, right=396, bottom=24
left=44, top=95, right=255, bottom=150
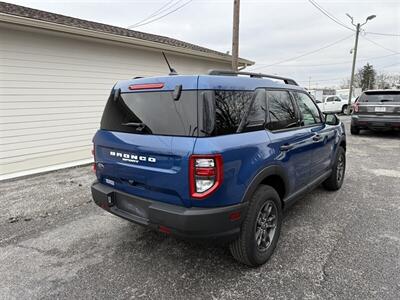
left=0, top=2, right=253, bottom=180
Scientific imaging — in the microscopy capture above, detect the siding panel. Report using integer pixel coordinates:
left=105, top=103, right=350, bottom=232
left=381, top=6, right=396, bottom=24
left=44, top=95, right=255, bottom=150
left=0, top=25, right=231, bottom=179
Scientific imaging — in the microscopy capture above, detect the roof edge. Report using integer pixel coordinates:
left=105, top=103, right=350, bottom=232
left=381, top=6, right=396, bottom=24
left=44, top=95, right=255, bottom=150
left=0, top=12, right=255, bottom=66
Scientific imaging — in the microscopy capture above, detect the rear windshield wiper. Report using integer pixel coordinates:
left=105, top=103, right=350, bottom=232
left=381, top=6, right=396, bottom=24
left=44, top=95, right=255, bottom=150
left=121, top=122, right=152, bottom=133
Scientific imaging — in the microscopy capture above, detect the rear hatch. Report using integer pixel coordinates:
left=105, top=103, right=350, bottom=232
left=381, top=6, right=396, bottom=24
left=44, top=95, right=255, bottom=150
left=93, top=76, right=199, bottom=207
left=356, top=90, right=400, bottom=116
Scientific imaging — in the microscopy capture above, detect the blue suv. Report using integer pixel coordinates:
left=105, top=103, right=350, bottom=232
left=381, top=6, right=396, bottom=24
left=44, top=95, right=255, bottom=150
left=91, top=70, right=346, bottom=266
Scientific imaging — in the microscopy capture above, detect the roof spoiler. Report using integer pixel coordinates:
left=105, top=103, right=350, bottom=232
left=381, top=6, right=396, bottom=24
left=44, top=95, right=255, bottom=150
left=208, top=69, right=299, bottom=86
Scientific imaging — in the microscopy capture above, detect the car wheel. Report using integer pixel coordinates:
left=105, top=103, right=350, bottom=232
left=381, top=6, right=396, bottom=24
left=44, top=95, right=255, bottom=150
left=229, top=185, right=282, bottom=267
left=341, top=105, right=348, bottom=114
left=350, top=125, right=360, bottom=135
left=323, top=147, right=346, bottom=191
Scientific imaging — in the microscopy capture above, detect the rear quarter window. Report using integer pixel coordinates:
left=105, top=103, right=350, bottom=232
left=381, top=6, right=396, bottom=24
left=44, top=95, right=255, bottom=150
left=201, top=90, right=266, bottom=136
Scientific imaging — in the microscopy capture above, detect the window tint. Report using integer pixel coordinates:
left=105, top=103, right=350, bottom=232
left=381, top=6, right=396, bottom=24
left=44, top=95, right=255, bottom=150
left=212, top=90, right=266, bottom=135
left=360, top=91, right=400, bottom=102
left=266, top=90, right=299, bottom=131
left=293, top=92, right=322, bottom=126
left=101, top=90, right=198, bottom=136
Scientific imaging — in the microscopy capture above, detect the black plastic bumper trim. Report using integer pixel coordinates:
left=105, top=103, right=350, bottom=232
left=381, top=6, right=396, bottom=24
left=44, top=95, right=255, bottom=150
left=91, top=181, right=247, bottom=240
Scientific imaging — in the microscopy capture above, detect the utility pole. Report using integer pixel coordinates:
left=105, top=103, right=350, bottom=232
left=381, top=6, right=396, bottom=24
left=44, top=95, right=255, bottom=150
left=346, top=13, right=376, bottom=114
left=347, top=22, right=360, bottom=115
left=232, top=0, right=240, bottom=71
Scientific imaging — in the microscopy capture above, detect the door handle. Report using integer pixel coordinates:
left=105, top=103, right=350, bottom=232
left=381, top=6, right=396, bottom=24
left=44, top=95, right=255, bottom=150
left=313, top=134, right=323, bottom=142
left=280, top=144, right=294, bottom=151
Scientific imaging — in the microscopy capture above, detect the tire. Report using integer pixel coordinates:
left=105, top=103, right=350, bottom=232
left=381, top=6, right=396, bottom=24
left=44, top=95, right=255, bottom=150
left=229, top=185, right=282, bottom=267
left=323, top=147, right=346, bottom=191
left=350, top=125, right=360, bottom=135
left=341, top=105, right=348, bottom=114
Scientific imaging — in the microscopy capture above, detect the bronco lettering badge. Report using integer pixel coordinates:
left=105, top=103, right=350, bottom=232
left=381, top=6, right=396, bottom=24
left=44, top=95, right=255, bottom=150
left=109, top=151, right=156, bottom=163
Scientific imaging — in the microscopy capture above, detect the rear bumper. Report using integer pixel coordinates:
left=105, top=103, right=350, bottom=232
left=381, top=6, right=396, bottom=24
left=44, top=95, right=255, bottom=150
left=351, top=115, right=400, bottom=129
left=91, top=181, right=246, bottom=240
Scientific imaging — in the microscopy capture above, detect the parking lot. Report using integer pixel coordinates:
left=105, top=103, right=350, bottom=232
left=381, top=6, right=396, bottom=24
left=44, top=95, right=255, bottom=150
left=0, top=116, right=399, bottom=299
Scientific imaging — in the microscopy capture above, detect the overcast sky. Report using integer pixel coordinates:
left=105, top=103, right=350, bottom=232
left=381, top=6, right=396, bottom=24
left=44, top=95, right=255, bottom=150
left=5, top=0, right=400, bottom=87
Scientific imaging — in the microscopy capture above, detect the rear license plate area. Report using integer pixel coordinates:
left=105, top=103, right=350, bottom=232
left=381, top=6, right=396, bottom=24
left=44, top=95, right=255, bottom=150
left=115, top=194, right=149, bottom=219
left=375, top=107, right=386, bottom=112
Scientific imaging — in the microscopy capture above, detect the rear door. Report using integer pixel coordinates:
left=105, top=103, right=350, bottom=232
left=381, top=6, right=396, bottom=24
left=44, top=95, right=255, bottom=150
left=93, top=78, right=199, bottom=207
left=292, top=91, right=336, bottom=178
left=357, top=90, right=400, bottom=120
left=265, top=89, right=315, bottom=193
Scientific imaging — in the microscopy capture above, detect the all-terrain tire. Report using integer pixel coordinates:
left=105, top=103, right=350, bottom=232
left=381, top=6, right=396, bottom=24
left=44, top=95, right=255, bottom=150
left=323, top=147, right=346, bottom=191
left=229, top=185, right=282, bottom=267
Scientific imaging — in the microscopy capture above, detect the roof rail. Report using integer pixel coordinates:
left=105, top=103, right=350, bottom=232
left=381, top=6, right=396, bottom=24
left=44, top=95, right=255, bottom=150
left=208, top=69, right=299, bottom=86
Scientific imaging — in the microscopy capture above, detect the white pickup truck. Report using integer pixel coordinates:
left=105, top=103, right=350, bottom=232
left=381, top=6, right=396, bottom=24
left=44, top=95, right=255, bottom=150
left=316, top=95, right=349, bottom=114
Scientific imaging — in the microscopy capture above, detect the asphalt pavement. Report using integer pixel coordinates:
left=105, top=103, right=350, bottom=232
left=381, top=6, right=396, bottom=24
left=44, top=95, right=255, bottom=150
left=0, top=116, right=399, bottom=299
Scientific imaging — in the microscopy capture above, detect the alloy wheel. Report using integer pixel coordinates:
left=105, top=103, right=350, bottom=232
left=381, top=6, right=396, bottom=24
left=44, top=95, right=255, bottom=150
left=255, top=200, right=277, bottom=252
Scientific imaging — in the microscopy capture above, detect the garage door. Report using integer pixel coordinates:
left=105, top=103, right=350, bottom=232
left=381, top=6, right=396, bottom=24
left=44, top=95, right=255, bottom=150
left=0, top=25, right=229, bottom=180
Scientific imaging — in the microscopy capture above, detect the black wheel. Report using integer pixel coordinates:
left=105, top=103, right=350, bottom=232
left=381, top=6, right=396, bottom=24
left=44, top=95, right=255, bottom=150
left=229, top=185, right=282, bottom=267
left=341, top=105, right=348, bottom=114
left=323, top=147, right=346, bottom=191
left=350, top=125, right=360, bottom=135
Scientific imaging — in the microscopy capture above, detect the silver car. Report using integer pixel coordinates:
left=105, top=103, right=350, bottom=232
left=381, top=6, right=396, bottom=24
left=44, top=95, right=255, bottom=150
left=351, top=90, right=400, bottom=134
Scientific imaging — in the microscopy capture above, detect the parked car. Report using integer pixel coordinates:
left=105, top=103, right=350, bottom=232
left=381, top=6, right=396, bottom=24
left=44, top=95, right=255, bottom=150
left=91, top=70, right=346, bottom=266
left=316, top=95, right=349, bottom=114
left=351, top=90, right=400, bottom=134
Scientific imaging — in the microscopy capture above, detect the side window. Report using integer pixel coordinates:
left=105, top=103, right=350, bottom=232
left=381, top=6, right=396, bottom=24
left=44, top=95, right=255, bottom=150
left=326, top=96, right=334, bottom=102
left=293, top=92, right=322, bottom=126
left=213, top=90, right=265, bottom=135
left=266, top=90, right=299, bottom=131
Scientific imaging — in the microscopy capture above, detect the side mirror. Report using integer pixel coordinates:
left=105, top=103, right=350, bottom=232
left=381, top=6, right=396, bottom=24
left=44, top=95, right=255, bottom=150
left=315, top=100, right=322, bottom=104
left=324, top=113, right=340, bottom=125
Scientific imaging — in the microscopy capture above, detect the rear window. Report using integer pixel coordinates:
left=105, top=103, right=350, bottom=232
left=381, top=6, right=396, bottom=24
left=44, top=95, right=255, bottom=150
left=101, top=90, right=198, bottom=136
left=360, top=91, right=400, bottom=102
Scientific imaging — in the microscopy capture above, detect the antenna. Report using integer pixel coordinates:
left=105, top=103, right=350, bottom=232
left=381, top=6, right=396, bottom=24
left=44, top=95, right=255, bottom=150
left=162, top=52, right=178, bottom=75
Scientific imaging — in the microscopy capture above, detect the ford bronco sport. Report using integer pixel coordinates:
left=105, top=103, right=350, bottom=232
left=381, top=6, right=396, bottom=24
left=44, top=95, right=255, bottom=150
left=91, top=70, right=346, bottom=266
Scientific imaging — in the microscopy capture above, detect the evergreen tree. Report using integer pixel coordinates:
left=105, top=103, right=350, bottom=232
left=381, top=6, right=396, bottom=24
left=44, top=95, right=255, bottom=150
left=356, top=63, right=376, bottom=91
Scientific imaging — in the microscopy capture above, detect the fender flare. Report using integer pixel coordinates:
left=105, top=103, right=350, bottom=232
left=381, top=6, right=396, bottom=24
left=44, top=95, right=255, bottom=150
left=240, top=165, right=290, bottom=203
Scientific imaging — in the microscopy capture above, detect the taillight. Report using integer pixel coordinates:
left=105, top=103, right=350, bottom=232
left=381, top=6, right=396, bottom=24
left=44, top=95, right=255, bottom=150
left=353, top=101, right=360, bottom=113
left=189, top=154, right=223, bottom=199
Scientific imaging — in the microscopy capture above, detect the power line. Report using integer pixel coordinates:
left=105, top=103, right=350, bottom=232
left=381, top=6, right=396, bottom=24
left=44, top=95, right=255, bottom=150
left=128, top=0, right=194, bottom=29
left=379, top=62, right=400, bottom=69
left=128, top=0, right=178, bottom=28
left=263, top=53, right=400, bottom=68
left=248, top=34, right=353, bottom=71
left=307, top=0, right=354, bottom=32
left=365, top=31, right=400, bottom=37
left=309, top=0, right=399, bottom=37
left=361, top=35, right=400, bottom=54
left=298, top=61, right=400, bottom=84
